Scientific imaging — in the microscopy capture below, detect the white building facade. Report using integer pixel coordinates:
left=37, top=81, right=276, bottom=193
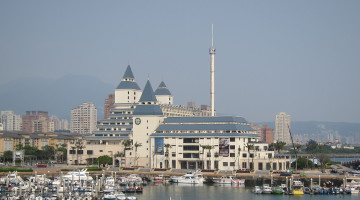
left=0, top=111, right=22, bottom=131
left=275, top=112, right=291, bottom=144
left=70, top=102, right=97, bottom=134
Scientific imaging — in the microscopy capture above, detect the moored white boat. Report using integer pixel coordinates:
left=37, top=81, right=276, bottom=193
left=171, top=171, right=204, bottom=184
left=212, top=175, right=245, bottom=186
left=62, top=169, right=93, bottom=181
left=262, top=184, right=272, bottom=194
left=252, top=185, right=262, bottom=194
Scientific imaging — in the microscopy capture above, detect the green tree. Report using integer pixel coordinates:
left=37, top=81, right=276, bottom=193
left=122, top=139, right=133, bottom=156
left=246, top=144, right=254, bottom=170
left=317, top=153, right=331, bottom=173
left=57, top=147, right=67, bottom=163
left=201, top=145, right=214, bottom=170
left=24, top=145, right=39, bottom=155
left=134, top=142, right=142, bottom=166
left=164, top=144, right=172, bottom=169
left=274, top=141, right=286, bottom=154
left=291, top=157, right=314, bottom=169
left=41, top=145, right=55, bottom=160
left=3, top=151, right=13, bottom=162
left=305, top=139, right=319, bottom=169
left=15, top=144, right=23, bottom=150
left=94, top=155, right=112, bottom=166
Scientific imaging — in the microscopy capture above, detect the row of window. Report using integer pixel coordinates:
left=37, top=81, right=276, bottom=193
left=69, top=150, right=93, bottom=155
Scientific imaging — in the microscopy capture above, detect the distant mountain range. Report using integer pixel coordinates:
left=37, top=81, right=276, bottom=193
left=0, top=75, right=114, bottom=120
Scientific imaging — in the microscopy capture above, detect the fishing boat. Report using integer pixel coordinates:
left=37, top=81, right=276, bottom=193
left=292, top=180, right=304, bottom=195
left=272, top=186, right=283, bottom=194
left=153, top=174, right=165, bottom=183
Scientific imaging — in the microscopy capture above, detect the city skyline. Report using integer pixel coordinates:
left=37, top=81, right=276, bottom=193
left=1, top=1, right=360, bottom=123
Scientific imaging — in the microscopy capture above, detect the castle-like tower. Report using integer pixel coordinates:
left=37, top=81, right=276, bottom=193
left=115, top=65, right=142, bottom=104
left=155, top=81, right=173, bottom=105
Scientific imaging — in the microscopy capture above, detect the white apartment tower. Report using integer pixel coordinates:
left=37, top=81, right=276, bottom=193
left=70, top=102, right=97, bottom=134
left=275, top=112, right=291, bottom=144
left=0, top=111, right=22, bottom=131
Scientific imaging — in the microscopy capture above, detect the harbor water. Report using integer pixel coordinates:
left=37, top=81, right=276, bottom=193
left=134, top=183, right=359, bottom=200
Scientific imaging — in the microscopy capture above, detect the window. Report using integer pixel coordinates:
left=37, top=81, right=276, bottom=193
left=273, top=163, right=277, bottom=170
left=99, top=150, right=103, bottom=152
left=230, top=138, right=235, bottom=142
left=258, top=162, right=263, bottom=170
left=266, top=163, right=271, bottom=170
left=242, top=162, right=247, bottom=168
left=172, top=152, right=176, bottom=157
left=230, top=153, right=235, bottom=157
left=230, top=145, right=235, bottom=149
left=77, top=150, right=83, bottom=154
left=242, top=153, right=247, bottom=158
left=87, top=150, right=93, bottom=155
left=207, top=152, right=211, bottom=157
left=230, top=162, right=235, bottom=166
left=183, top=138, right=199, bottom=143
left=69, top=150, right=76, bottom=154
left=183, top=153, right=199, bottom=158
left=183, top=145, right=199, bottom=151
left=223, top=162, right=228, bottom=166
left=250, top=153, right=254, bottom=158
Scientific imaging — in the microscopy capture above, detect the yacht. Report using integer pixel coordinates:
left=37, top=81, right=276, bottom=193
left=261, top=184, right=272, bottom=194
left=171, top=171, right=204, bottom=184
left=212, top=176, right=245, bottom=185
left=62, top=169, right=93, bottom=181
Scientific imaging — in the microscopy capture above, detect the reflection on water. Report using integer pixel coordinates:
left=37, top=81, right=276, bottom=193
left=138, top=183, right=359, bottom=200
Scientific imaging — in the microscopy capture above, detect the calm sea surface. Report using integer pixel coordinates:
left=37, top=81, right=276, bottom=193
left=133, top=183, right=359, bottom=200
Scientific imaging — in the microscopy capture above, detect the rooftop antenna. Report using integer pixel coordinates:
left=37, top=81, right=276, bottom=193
left=209, top=24, right=216, bottom=116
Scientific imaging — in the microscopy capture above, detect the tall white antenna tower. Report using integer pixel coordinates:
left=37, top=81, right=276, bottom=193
left=209, top=24, right=216, bottom=116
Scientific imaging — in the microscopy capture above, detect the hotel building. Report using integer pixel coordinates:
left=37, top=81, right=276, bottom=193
left=67, top=66, right=290, bottom=171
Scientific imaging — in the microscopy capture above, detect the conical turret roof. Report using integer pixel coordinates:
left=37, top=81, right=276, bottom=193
left=139, top=80, right=158, bottom=102
left=155, top=81, right=172, bottom=95
left=116, top=65, right=141, bottom=90
left=133, top=80, right=163, bottom=116
left=123, top=65, right=135, bottom=79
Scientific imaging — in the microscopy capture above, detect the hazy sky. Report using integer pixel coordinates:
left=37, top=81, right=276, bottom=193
left=1, top=1, right=359, bottom=123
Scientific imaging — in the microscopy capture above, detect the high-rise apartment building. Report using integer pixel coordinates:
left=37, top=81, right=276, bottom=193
left=104, top=94, right=115, bottom=119
left=60, top=119, right=69, bottom=130
left=275, top=112, right=291, bottom=144
left=22, top=111, right=49, bottom=133
left=0, top=111, right=22, bottom=131
left=261, top=125, right=274, bottom=144
left=70, top=102, right=97, bottom=134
